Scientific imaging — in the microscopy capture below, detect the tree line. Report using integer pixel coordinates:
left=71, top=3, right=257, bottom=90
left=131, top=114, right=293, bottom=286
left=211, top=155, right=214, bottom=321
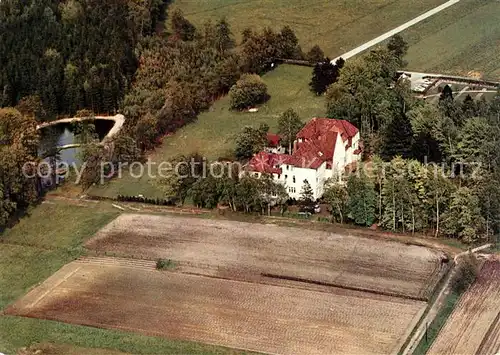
left=0, top=108, right=40, bottom=228
left=324, top=156, right=498, bottom=244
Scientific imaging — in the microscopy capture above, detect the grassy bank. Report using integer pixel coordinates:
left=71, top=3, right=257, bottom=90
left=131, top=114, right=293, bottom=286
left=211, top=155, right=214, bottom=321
left=0, top=317, right=242, bottom=355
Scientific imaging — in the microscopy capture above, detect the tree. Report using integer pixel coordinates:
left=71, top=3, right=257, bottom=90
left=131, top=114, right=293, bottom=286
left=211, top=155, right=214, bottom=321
left=229, top=74, right=269, bottom=110
left=475, top=171, right=500, bottom=241
left=189, top=175, right=220, bottom=209
left=171, top=9, right=196, bottom=41
left=277, top=26, right=300, bottom=59
left=461, top=95, right=478, bottom=118
left=346, top=171, right=376, bottom=226
left=300, top=179, right=314, bottom=204
left=78, top=142, right=106, bottom=191
left=111, top=134, right=141, bottom=164
left=306, top=45, right=325, bottom=63
left=156, top=153, right=204, bottom=205
left=441, top=187, right=485, bottom=243
left=15, top=95, right=47, bottom=122
left=380, top=157, right=421, bottom=232
left=326, top=49, right=400, bottom=136
left=440, top=84, right=454, bottom=101
left=408, top=104, right=444, bottom=162
left=438, top=85, right=462, bottom=122
left=451, top=253, right=479, bottom=294
left=324, top=180, right=348, bottom=223
left=309, top=58, right=344, bottom=95
left=277, top=109, right=303, bottom=153
left=235, top=175, right=262, bottom=213
left=387, top=34, right=408, bottom=67
left=455, top=116, right=500, bottom=170
left=214, top=18, right=235, bottom=54
left=419, top=166, right=454, bottom=237
left=235, top=123, right=269, bottom=160
left=379, top=114, right=414, bottom=160
left=134, top=113, right=158, bottom=151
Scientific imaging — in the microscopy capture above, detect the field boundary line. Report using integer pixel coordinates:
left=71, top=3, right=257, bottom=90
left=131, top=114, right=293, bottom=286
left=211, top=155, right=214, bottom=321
left=476, top=310, right=500, bottom=355
left=27, top=266, right=81, bottom=309
left=332, top=0, right=461, bottom=62
left=261, top=273, right=428, bottom=302
left=393, top=304, right=427, bottom=355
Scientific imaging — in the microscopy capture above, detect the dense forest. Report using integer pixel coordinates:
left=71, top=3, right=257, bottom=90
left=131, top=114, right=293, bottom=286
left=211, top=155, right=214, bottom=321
left=0, top=0, right=169, bottom=117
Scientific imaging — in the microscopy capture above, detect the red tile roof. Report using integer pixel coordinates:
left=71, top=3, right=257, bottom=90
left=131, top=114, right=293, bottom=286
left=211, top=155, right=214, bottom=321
left=266, top=133, right=281, bottom=147
left=248, top=151, right=286, bottom=174
left=296, top=118, right=358, bottom=143
left=249, top=118, right=359, bottom=172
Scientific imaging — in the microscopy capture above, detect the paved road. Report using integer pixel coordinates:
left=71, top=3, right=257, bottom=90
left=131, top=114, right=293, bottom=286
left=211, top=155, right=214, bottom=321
left=331, top=0, right=461, bottom=63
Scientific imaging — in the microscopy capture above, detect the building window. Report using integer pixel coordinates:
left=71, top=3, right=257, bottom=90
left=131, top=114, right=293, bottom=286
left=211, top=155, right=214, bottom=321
left=286, top=165, right=289, bottom=170
left=293, top=176, right=296, bottom=184
left=285, top=175, right=288, bottom=180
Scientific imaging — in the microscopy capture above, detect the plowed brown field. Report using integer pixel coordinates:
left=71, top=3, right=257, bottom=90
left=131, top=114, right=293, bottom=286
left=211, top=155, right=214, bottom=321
left=7, top=258, right=427, bottom=355
left=428, top=260, right=500, bottom=355
left=85, top=214, right=444, bottom=300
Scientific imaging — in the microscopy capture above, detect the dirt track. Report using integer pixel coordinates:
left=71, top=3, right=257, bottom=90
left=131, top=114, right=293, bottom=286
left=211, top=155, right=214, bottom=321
left=86, top=214, right=444, bottom=300
left=428, top=260, right=500, bottom=355
left=7, top=259, right=427, bottom=355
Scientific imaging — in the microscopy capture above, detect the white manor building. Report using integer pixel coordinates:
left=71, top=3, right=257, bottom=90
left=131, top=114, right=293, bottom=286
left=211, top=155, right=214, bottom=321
left=247, top=118, right=362, bottom=200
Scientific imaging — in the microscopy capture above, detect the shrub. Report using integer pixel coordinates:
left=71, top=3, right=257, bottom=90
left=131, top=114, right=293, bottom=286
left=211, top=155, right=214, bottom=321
left=451, top=253, right=479, bottom=294
left=229, top=74, right=269, bottom=110
left=156, top=258, right=175, bottom=270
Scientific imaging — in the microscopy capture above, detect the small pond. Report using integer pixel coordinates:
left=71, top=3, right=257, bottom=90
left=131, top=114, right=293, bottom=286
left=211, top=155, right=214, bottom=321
left=39, top=119, right=115, bottom=165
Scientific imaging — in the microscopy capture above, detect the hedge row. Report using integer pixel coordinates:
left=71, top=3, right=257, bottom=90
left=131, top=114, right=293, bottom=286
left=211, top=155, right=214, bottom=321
left=116, top=195, right=176, bottom=206
left=85, top=194, right=176, bottom=206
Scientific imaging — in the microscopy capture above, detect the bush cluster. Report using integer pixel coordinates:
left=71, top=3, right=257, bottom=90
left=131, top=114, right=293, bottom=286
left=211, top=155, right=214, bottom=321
left=116, top=195, right=176, bottom=206
left=156, top=258, right=175, bottom=270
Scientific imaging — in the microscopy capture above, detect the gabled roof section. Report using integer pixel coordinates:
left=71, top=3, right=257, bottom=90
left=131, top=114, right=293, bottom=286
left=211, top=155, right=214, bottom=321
left=250, top=118, right=360, bottom=172
left=248, top=151, right=286, bottom=174
left=266, top=133, right=281, bottom=148
left=296, top=118, right=358, bottom=143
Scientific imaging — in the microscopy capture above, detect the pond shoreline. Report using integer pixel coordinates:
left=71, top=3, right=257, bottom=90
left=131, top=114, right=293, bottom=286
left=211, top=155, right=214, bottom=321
left=36, top=114, right=125, bottom=146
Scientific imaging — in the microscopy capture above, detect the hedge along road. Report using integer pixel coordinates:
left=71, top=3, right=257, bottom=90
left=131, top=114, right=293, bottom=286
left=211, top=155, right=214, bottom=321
left=331, top=0, right=461, bottom=63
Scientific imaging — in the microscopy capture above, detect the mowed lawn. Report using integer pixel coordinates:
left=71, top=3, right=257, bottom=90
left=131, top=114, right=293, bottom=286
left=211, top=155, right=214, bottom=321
left=402, top=0, right=500, bottom=80
left=90, top=64, right=325, bottom=198
left=0, top=200, right=238, bottom=354
left=172, top=0, right=447, bottom=57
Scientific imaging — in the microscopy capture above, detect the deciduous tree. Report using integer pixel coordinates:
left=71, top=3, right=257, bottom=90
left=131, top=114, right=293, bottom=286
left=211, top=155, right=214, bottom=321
left=346, top=171, right=376, bottom=226
left=229, top=74, right=269, bottom=110
left=277, top=109, right=303, bottom=153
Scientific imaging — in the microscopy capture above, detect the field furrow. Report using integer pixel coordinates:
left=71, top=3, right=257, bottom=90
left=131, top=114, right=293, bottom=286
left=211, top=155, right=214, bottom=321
left=428, top=260, right=500, bottom=355
left=6, top=261, right=427, bottom=355
left=85, top=214, right=445, bottom=300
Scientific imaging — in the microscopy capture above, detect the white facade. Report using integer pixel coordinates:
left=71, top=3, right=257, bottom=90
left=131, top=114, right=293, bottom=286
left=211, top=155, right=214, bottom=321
left=247, top=119, right=362, bottom=201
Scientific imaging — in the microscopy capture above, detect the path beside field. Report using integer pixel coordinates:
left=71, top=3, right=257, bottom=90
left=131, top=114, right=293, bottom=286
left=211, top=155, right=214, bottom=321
left=331, top=0, right=461, bottom=63
left=402, top=244, right=493, bottom=355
